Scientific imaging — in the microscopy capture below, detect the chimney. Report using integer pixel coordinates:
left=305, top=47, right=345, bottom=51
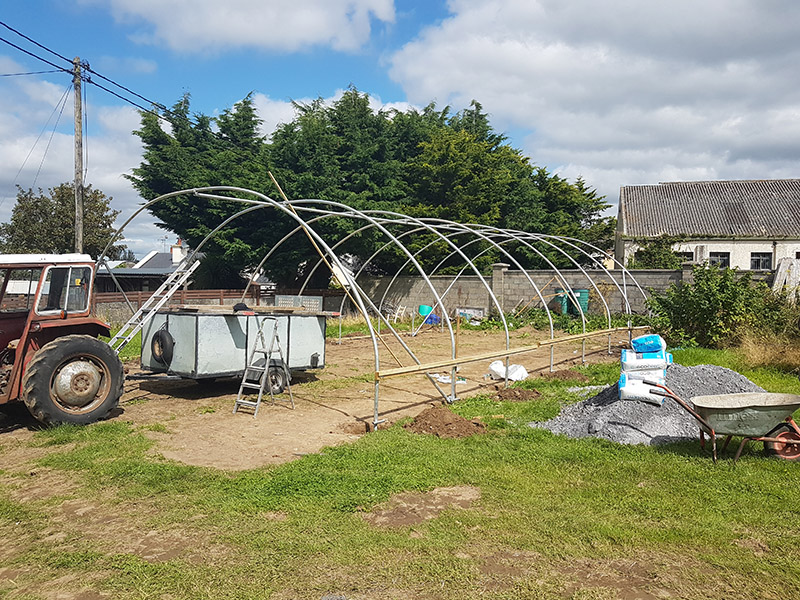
left=171, top=239, right=187, bottom=264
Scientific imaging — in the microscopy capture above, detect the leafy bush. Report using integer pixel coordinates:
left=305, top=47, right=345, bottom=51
left=647, top=264, right=800, bottom=348
left=463, top=308, right=649, bottom=335
left=627, top=235, right=687, bottom=269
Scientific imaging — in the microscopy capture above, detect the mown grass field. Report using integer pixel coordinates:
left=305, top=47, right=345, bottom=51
left=1, top=347, right=799, bottom=599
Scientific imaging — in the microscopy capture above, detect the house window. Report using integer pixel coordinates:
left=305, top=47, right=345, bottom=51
left=796, top=251, right=800, bottom=259
left=709, top=252, right=730, bottom=267
left=750, top=252, right=772, bottom=270
left=676, top=252, right=694, bottom=263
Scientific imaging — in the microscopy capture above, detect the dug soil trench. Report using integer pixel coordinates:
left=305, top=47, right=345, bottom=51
left=1, top=327, right=623, bottom=471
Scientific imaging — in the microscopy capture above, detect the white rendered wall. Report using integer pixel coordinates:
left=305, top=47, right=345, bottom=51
left=618, top=239, right=800, bottom=269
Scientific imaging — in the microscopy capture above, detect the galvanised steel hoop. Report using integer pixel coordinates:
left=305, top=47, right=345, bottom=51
left=100, top=186, right=649, bottom=429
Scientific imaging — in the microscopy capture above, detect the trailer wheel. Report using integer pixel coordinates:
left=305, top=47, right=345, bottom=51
left=151, top=330, right=174, bottom=366
left=268, top=365, right=288, bottom=395
left=22, top=335, right=124, bottom=426
left=765, top=426, right=800, bottom=461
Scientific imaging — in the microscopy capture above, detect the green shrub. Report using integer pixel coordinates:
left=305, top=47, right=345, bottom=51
left=647, top=264, right=800, bottom=348
left=463, top=308, right=649, bottom=334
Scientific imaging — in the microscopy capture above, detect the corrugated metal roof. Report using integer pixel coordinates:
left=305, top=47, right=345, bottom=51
left=619, top=179, right=800, bottom=238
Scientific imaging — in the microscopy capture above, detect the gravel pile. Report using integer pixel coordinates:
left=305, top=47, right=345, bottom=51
left=531, top=364, right=765, bottom=446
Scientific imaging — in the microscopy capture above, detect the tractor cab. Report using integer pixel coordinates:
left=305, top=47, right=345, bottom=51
left=0, top=254, right=122, bottom=424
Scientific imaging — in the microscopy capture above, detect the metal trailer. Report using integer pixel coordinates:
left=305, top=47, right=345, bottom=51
left=139, top=307, right=326, bottom=384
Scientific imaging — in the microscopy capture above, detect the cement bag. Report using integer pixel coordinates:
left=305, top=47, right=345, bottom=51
left=487, top=360, right=529, bottom=381
left=618, top=373, right=664, bottom=406
left=621, top=349, right=672, bottom=372
left=620, top=368, right=667, bottom=383
left=630, top=334, right=666, bottom=353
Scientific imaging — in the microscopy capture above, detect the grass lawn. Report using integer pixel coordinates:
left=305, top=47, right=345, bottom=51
left=1, top=349, right=799, bottom=598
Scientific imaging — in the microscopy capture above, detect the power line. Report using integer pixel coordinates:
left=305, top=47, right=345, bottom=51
left=1, top=22, right=213, bottom=137
left=1, top=69, right=62, bottom=77
left=0, top=20, right=72, bottom=65
left=0, top=82, right=72, bottom=213
left=83, top=75, right=172, bottom=122
left=0, top=23, right=172, bottom=122
left=83, top=64, right=168, bottom=113
left=33, top=83, right=71, bottom=189
left=0, top=34, right=71, bottom=74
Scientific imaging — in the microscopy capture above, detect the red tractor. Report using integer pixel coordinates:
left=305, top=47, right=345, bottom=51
left=0, top=254, right=123, bottom=425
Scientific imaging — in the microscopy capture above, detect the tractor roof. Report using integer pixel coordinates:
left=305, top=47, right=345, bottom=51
left=0, top=253, right=94, bottom=266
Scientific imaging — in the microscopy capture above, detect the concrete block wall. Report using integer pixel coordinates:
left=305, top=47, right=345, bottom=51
left=357, top=267, right=684, bottom=317
left=357, top=274, right=488, bottom=316
left=495, top=267, right=681, bottom=315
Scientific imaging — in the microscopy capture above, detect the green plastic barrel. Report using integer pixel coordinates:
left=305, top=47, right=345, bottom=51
left=418, top=304, right=433, bottom=316
left=569, top=289, right=590, bottom=315
left=554, top=289, right=569, bottom=315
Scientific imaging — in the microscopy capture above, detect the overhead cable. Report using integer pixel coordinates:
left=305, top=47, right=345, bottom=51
left=0, top=34, right=70, bottom=74
left=0, top=20, right=72, bottom=65
left=1, top=69, right=63, bottom=77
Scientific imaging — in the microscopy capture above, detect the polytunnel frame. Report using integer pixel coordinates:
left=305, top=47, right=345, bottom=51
left=98, top=186, right=650, bottom=430
left=314, top=218, right=648, bottom=370
left=242, top=211, right=515, bottom=388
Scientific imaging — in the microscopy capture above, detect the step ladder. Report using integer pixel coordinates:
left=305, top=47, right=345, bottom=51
left=234, top=317, right=294, bottom=417
left=107, top=259, right=201, bottom=355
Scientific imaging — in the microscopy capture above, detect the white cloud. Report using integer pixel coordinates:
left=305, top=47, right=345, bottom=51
left=80, top=0, right=395, bottom=53
left=389, top=0, right=800, bottom=204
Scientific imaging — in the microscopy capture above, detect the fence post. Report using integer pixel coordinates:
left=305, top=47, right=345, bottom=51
left=491, top=263, right=509, bottom=315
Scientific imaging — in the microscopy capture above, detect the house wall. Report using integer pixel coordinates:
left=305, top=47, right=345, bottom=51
left=619, top=238, right=800, bottom=270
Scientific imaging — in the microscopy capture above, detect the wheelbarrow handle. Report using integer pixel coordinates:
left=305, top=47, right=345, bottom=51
left=644, top=380, right=715, bottom=434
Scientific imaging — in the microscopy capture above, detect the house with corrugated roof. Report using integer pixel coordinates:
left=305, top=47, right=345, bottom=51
left=615, top=179, right=800, bottom=270
left=95, top=240, right=191, bottom=292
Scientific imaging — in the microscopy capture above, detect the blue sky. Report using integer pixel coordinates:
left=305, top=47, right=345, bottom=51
left=2, top=1, right=800, bottom=257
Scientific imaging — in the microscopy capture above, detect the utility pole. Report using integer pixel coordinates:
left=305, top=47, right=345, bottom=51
left=73, top=56, right=83, bottom=253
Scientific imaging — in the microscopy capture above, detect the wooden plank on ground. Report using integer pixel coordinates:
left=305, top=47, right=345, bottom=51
left=375, top=326, right=649, bottom=380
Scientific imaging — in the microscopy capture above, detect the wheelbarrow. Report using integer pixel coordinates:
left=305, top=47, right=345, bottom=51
left=644, top=380, right=800, bottom=463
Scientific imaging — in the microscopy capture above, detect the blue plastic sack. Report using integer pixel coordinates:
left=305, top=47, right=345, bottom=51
left=630, top=334, right=666, bottom=353
left=424, top=313, right=441, bottom=325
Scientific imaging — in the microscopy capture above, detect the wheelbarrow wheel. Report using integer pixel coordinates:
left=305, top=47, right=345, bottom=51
left=765, top=426, right=800, bottom=461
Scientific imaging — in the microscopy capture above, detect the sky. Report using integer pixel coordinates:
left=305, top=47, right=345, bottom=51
left=2, top=0, right=800, bottom=258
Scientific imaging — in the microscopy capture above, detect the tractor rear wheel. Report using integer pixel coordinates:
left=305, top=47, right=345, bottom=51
left=22, top=335, right=124, bottom=426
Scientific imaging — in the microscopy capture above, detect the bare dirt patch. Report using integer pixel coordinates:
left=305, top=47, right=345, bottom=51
left=361, top=485, right=481, bottom=528
left=114, top=329, right=614, bottom=469
left=0, top=328, right=616, bottom=473
left=560, top=557, right=663, bottom=600
left=5, top=468, right=79, bottom=502
left=403, top=404, right=486, bottom=438
left=538, top=369, right=591, bottom=382
left=733, top=537, right=770, bottom=556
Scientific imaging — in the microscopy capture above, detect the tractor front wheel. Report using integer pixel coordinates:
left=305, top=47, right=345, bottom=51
left=22, top=335, right=124, bottom=425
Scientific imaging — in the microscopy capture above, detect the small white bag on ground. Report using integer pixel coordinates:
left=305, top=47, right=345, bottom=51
left=488, top=360, right=529, bottom=381
left=630, top=334, right=667, bottom=353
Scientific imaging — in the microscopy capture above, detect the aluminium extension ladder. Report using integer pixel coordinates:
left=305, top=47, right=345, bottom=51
left=233, top=317, right=294, bottom=417
left=107, top=259, right=200, bottom=355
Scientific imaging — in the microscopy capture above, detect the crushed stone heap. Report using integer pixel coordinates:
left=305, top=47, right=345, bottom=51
left=531, top=364, right=764, bottom=446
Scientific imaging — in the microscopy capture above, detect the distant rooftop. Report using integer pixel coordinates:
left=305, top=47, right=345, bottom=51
left=619, top=179, right=800, bottom=238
